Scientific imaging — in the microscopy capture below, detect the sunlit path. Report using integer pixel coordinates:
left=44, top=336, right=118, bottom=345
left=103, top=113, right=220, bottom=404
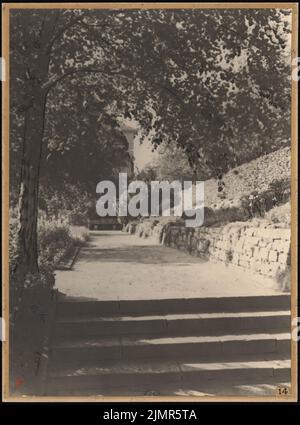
left=55, top=231, right=281, bottom=301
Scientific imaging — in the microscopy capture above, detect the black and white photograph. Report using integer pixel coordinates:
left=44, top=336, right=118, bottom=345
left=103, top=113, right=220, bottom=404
left=2, top=3, right=298, bottom=401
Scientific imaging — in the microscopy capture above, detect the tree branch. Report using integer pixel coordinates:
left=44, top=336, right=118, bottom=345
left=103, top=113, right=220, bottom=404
left=45, top=13, right=85, bottom=55
left=43, top=66, right=122, bottom=91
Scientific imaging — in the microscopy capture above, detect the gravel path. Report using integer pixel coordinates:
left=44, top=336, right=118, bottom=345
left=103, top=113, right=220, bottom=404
left=55, top=231, right=281, bottom=301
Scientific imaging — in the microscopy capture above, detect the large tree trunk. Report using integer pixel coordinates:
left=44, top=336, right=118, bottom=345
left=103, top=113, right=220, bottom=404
left=13, top=13, right=59, bottom=279
left=16, top=91, right=47, bottom=276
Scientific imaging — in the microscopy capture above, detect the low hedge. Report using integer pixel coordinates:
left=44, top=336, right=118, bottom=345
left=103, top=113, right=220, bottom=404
left=9, top=219, right=89, bottom=395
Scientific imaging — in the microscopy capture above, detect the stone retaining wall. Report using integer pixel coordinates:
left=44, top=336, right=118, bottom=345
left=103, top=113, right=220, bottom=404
left=126, top=221, right=291, bottom=280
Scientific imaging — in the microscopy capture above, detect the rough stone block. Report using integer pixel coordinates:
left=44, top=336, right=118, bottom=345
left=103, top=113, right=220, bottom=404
left=253, top=262, right=262, bottom=273
left=232, top=253, right=239, bottom=265
left=242, top=240, right=253, bottom=250
left=247, top=236, right=260, bottom=246
left=274, top=240, right=290, bottom=253
left=235, top=240, right=245, bottom=252
left=244, top=228, right=255, bottom=237
left=259, top=263, right=272, bottom=276
left=217, top=250, right=226, bottom=261
left=258, top=240, right=267, bottom=248
left=259, top=248, right=269, bottom=261
left=252, top=247, right=260, bottom=258
left=240, top=260, right=250, bottom=268
left=272, top=228, right=290, bottom=240
left=267, top=263, right=280, bottom=277
left=269, top=250, right=279, bottom=262
left=278, top=252, right=288, bottom=265
left=257, top=228, right=270, bottom=239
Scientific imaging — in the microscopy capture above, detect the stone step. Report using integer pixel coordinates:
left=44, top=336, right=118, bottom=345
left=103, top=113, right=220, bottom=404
left=55, top=310, right=290, bottom=337
left=46, top=358, right=291, bottom=395
left=57, top=294, right=290, bottom=318
left=51, top=332, right=291, bottom=364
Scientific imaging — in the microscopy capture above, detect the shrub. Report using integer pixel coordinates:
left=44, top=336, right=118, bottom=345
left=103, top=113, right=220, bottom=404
left=38, top=184, right=91, bottom=226
left=265, top=202, right=291, bottom=226
left=69, top=225, right=90, bottom=244
left=240, top=179, right=290, bottom=221
left=38, top=223, right=75, bottom=267
left=9, top=210, right=90, bottom=394
left=269, top=179, right=290, bottom=205
left=10, top=214, right=89, bottom=273
left=9, top=218, right=90, bottom=394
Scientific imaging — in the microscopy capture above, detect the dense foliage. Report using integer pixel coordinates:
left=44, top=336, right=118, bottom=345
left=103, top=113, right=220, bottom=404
left=10, top=9, right=291, bottom=189
left=9, top=8, right=291, bottom=274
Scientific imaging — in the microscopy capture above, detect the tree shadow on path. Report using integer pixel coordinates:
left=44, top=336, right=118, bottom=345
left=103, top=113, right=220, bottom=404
left=80, top=245, right=205, bottom=265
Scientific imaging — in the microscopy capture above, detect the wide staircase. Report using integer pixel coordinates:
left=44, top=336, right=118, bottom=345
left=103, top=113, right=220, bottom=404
left=46, top=294, right=291, bottom=396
